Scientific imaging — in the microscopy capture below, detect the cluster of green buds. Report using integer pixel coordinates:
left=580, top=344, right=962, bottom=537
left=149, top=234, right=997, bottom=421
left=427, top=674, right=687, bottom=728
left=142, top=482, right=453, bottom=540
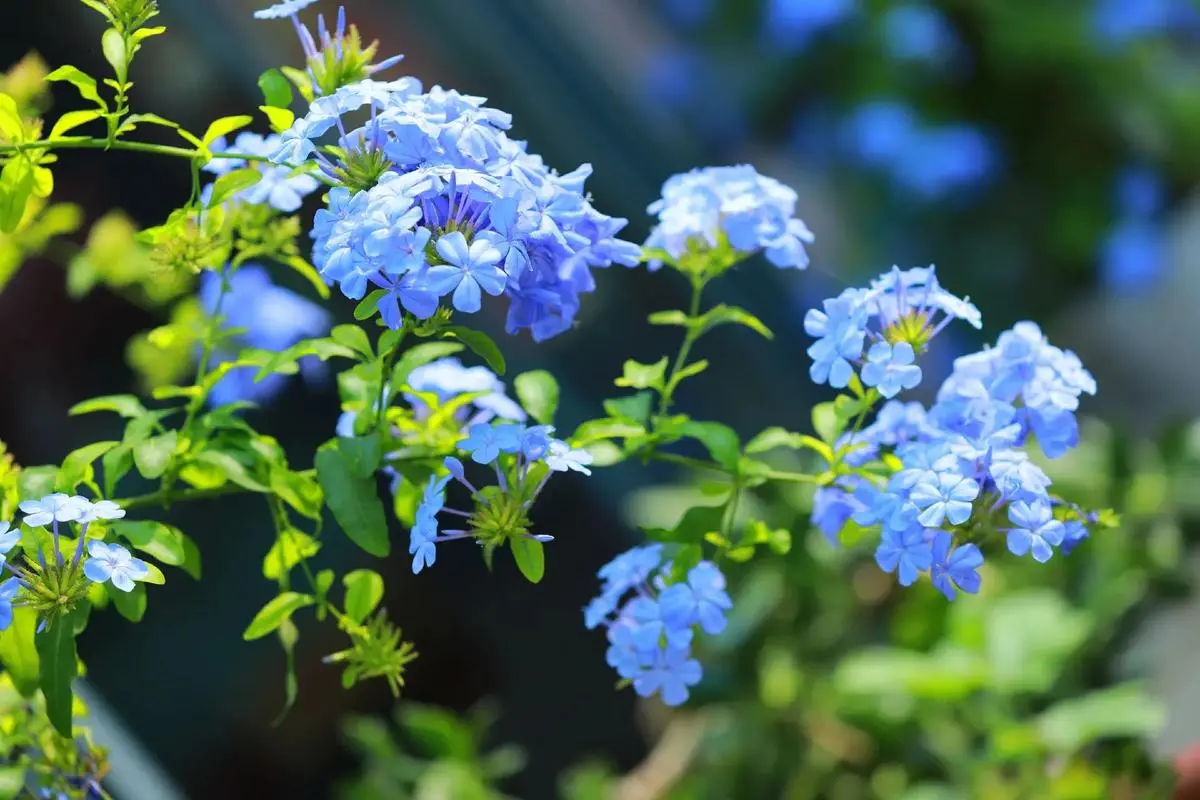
left=279, top=5, right=407, bottom=102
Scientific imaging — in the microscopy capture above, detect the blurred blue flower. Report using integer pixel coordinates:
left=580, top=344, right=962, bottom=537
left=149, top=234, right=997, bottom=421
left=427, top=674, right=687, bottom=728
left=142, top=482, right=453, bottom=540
left=841, top=101, right=919, bottom=167
left=658, top=561, right=733, bottom=635
left=1115, top=165, right=1164, bottom=218
left=1100, top=218, right=1166, bottom=292
left=253, top=0, right=318, bottom=20
left=659, top=0, right=715, bottom=28
left=204, top=133, right=320, bottom=213
left=1093, top=0, right=1200, bottom=47
left=201, top=265, right=332, bottom=407
left=881, top=4, right=960, bottom=65
left=765, top=0, right=856, bottom=53
left=893, top=124, right=998, bottom=200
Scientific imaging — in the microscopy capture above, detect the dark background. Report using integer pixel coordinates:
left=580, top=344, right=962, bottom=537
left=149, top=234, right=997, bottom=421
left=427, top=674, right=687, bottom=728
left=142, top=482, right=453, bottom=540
left=2, top=0, right=1197, bottom=797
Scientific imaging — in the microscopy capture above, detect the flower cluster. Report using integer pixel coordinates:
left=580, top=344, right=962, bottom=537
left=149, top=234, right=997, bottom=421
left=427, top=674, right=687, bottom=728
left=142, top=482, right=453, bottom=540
left=199, top=265, right=332, bottom=406
left=807, top=270, right=1097, bottom=599
left=270, top=76, right=640, bottom=340
left=804, top=265, right=981, bottom=395
left=203, top=133, right=321, bottom=213
left=0, top=495, right=149, bottom=631
left=409, top=422, right=592, bottom=574
left=583, top=545, right=732, bottom=706
left=643, top=164, right=814, bottom=272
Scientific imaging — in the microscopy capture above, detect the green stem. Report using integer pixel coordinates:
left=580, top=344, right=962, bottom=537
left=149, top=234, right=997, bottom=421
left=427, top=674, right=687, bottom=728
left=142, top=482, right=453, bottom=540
left=655, top=274, right=706, bottom=419
left=115, top=468, right=318, bottom=511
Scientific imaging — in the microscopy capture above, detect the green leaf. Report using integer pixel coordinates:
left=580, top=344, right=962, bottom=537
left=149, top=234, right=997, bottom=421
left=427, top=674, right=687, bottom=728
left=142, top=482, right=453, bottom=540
left=57, top=440, right=119, bottom=492
left=745, top=427, right=807, bottom=454
left=107, top=583, right=147, bottom=622
left=100, top=28, right=127, bottom=83
left=102, top=444, right=133, bottom=498
left=202, top=115, right=254, bottom=147
left=0, top=95, right=21, bottom=141
left=17, top=466, right=58, bottom=503
left=180, top=534, right=202, bottom=580
left=45, top=65, right=106, bottom=109
left=207, top=168, right=262, bottom=207
left=191, top=450, right=270, bottom=492
left=257, top=67, right=294, bottom=108
left=343, top=569, right=385, bottom=624
left=398, top=703, right=476, bottom=760
left=673, top=360, right=708, bottom=383
left=392, top=342, right=465, bottom=390
left=141, top=562, right=166, bottom=585
left=986, top=590, right=1093, bottom=695
left=243, top=592, right=314, bottom=641
left=697, top=304, right=774, bottom=339
left=330, top=324, right=374, bottom=360
left=281, top=255, right=329, bottom=299
left=643, top=504, right=725, bottom=544
left=445, top=326, right=505, bottom=374
left=572, top=418, right=645, bottom=445
left=315, top=444, right=390, bottom=557
left=273, top=618, right=300, bottom=725
left=680, top=421, right=740, bottom=471
left=259, top=105, right=294, bottom=133
left=49, top=109, right=104, bottom=139
left=0, top=157, right=34, bottom=234
left=354, top=290, right=387, bottom=320
left=337, top=434, right=382, bottom=479
left=270, top=468, right=324, bottom=520
left=110, top=520, right=188, bottom=566
left=1035, top=683, right=1166, bottom=753
left=511, top=537, right=545, bottom=583
left=37, top=605, right=85, bottom=737
left=614, top=357, right=668, bottom=391
left=69, top=394, right=145, bottom=418
left=646, top=310, right=689, bottom=327
left=514, top=370, right=559, bottom=425
left=132, top=431, right=177, bottom=479
left=811, top=402, right=843, bottom=445
left=0, top=607, right=40, bottom=697
left=835, top=646, right=989, bottom=702
left=263, top=529, right=320, bottom=581
left=603, top=392, right=654, bottom=424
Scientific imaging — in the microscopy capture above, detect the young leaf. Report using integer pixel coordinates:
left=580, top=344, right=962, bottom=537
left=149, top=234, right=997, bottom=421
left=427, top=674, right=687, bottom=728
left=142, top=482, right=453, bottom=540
left=100, top=28, right=127, bottom=83
left=206, top=168, right=262, bottom=207
left=132, top=431, right=178, bottom=479
left=69, top=394, right=146, bottom=418
left=0, top=157, right=34, bottom=234
left=243, top=592, right=315, bottom=641
left=354, top=290, right=387, bottom=320
left=56, top=440, right=119, bottom=492
left=257, top=68, right=294, bottom=108
left=263, top=530, right=321, bottom=581
left=49, top=109, right=104, bottom=140
left=280, top=255, right=330, bottom=299
left=260, top=105, right=295, bottom=133
left=107, top=583, right=147, bottom=622
left=511, top=537, right=545, bottom=583
left=36, top=606, right=85, bottom=738
left=331, top=324, right=374, bottom=360
left=680, top=421, right=741, bottom=472
left=445, top=326, right=505, bottom=374
left=45, top=65, right=107, bottom=109
left=343, top=569, right=385, bottom=624
left=315, top=444, right=390, bottom=557
left=109, top=520, right=187, bottom=567
left=603, top=392, right=654, bottom=424
left=615, top=357, right=669, bottom=392
left=273, top=618, right=300, bottom=725
left=202, top=115, right=254, bottom=148
left=514, top=370, right=559, bottom=425
left=697, top=304, right=774, bottom=340
left=391, top=342, right=465, bottom=390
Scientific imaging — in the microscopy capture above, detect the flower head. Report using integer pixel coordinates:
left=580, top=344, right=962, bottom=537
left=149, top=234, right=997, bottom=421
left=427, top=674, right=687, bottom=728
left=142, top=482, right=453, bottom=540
left=19, top=494, right=84, bottom=528
left=929, top=532, right=983, bottom=600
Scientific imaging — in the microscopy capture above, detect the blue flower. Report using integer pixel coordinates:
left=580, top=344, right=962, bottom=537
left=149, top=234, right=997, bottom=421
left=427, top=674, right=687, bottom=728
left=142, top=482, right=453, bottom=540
left=658, top=561, right=733, bottom=635
left=410, top=474, right=450, bottom=574
left=460, top=422, right=523, bottom=465
left=83, top=541, right=150, bottom=592
left=1115, top=165, right=1164, bottom=219
left=20, top=494, right=85, bottom=528
left=204, top=133, right=320, bottom=212
left=908, top=471, right=979, bottom=527
left=841, top=101, right=918, bottom=168
left=929, top=532, right=983, bottom=600
left=644, top=165, right=814, bottom=270
left=1093, top=0, right=1199, bottom=46
left=0, top=522, right=20, bottom=564
left=764, top=0, right=856, bottom=53
left=811, top=485, right=861, bottom=544
left=631, top=645, right=703, bottom=707
left=427, top=231, right=507, bottom=313
left=874, top=522, right=933, bottom=586
left=405, top=357, right=526, bottom=424
left=1005, top=500, right=1064, bottom=563
left=624, top=595, right=693, bottom=651
left=518, top=425, right=555, bottom=460
left=804, top=295, right=868, bottom=388
left=1059, top=519, right=1089, bottom=556
left=882, top=4, right=959, bottom=65
left=545, top=440, right=593, bottom=475
left=861, top=341, right=922, bottom=398
left=893, top=124, right=998, bottom=200
left=1101, top=218, right=1165, bottom=292
left=0, top=578, right=19, bottom=631
left=253, top=0, right=318, bottom=19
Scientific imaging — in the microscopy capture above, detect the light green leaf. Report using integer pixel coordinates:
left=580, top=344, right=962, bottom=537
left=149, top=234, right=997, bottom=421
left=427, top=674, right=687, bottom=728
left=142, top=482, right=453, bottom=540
left=330, top=324, right=374, bottom=360
left=445, top=326, right=505, bottom=374
left=206, top=168, right=262, bottom=207
left=986, top=590, right=1093, bottom=695
left=56, top=440, right=119, bottom=492
left=257, top=67, right=293, bottom=108
left=281, top=255, right=329, bottom=299
left=263, top=530, right=320, bottom=581
left=392, top=342, right=465, bottom=390
left=243, top=592, right=314, bottom=641
left=69, top=394, right=146, bottom=418
left=1035, top=683, right=1166, bottom=753
left=49, top=109, right=103, bottom=140
left=202, top=114, right=254, bottom=147
left=603, top=392, right=654, bottom=424
left=315, top=444, right=390, bottom=557
left=45, top=65, right=106, bottom=109
left=614, top=357, right=668, bottom=392
left=0, top=95, right=21, bottom=141
left=100, top=28, right=127, bottom=83
left=274, top=618, right=300, bottom=724
left=811, top=402, right=843, bottom=445
left=680, top=421, right=741, bottom=472
left=514, top=370, right=559, bottom=425
left=511, top=538, right=545, bottom=583
left=343, top=569, right=385, bottom=624
left=141, top=562, right=166, bottom=585
left=0, top=157, right=34, bottom=234
left=835, top=646, right=989, bottom=702
left=354, top=290, right=387, bottom=320
left=259, top=105, right=294, bottom=133
left=107, top=582, right=147, bottom=622
left=132, top=431, right=177, bottom=479
left=269, top=468, right=323, bottom=520
left=0, top=607, right=40, bottom=697
left=191, top=450, right=270, bottom=492
left=697, top=304, right=774, bottom=339
left=646, top=310, right=688, bottom=327
left=110, top=520, right=187, bottom=566
left=745, top=427, right=806, bottom=454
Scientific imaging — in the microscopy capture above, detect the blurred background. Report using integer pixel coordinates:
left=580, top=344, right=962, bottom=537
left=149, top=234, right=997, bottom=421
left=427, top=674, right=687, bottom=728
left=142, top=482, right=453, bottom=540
left=4, top=0, right=1200, bottom=798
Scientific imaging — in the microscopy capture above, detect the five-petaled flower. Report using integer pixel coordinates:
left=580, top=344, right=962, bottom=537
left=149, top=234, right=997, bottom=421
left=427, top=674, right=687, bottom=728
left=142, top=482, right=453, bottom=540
left=84, top=541, right=151, bottom=593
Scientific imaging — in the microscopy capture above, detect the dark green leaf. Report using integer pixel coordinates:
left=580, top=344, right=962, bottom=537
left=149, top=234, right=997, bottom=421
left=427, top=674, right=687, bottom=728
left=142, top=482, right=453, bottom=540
left=243, top=592, right=314, bottom=641
left=603, top=392, right=654, bottom=424
left=315, top=444, right=390, bottom=557
left=510, top=537, right=545, bottom=583
left=110, top=520, right=188, bottom=566
left=514, top=370, right=559, bottom=425
left=680, top=421, right=740, bottom=471
left=257, top=67, right=293, bottom=108
left=445, top=326, right=505, bottom=375
left=614, top=357, right=669, bottom=391
left=107, top=582, right=147, bottom=622
left=643, top=504, right=725, bottom=544
left=180, top=533, right=202, bottom=580
left=343, top=569, right=385, bottom=623
left=37, top=605, right=85, bottom=737
left=391, top=342, right=464, bottom=390
left=132, top=431, right=177, bottom=479
left=337, top=434, right=382, bottom=479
